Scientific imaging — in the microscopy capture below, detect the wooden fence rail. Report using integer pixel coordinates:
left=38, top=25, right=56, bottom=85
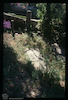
left=3, top=12, right=42, bottom=33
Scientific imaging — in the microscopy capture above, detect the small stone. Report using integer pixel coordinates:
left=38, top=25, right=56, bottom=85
left=15, top=33, right=18, bottom=35
left=30, top=91, right=36, bottom=97
left=60, top=81, right=65, bottom=88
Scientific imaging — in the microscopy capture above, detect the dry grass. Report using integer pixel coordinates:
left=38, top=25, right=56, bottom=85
left=3, top=32, right=65, bottom=98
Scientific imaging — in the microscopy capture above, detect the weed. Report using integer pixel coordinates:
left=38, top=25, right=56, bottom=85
left=3, top=32, right=65, bottom=98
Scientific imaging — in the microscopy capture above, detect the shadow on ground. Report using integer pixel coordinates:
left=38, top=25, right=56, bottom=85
left=3, top=43, right=65, bottom=98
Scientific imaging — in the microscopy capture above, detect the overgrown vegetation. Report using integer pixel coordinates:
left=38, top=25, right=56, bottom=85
left=36, top=3, right=66, bottom=47
left=3, top=3, right=65, bottom=98
left=3, top=32, right=65, bottom=98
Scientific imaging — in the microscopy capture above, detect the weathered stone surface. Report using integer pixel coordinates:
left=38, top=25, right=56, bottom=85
left=25, top=48, right=46, bottom=71
left=51, top=43, right=65, bottom=56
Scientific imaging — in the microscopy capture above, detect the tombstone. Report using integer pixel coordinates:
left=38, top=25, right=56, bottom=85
left=26, top=10, right=32, bottom=33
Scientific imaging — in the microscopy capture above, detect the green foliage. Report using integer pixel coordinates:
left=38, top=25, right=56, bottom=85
left=51, top=3, right=66, bottom=20
left=32, top=70, right=42, bottom=80
left=44, top=67, right=60, bottom=84
left=37, top=3, right=52, bottom=42
left=36, top=3, right=47, bottom=20
left=39, top=43, right=65, bottom=82
left=3, top=31, right=65, bottom=98
left=37, top=3, right=66, bottom=46
left=51, top=3, right=66, bottom=46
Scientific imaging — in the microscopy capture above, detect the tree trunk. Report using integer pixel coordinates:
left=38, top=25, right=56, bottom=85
left=46, top=3, right=51, bottom=23
left=44, top=3, right=52, bottom=43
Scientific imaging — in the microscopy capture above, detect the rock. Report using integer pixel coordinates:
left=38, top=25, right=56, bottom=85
left=51, top=43, right=65, bottom=57
left=52, top=43, right=62, bottom=54
left=60, top=81, right=65, bottom=88
left=30, top=89, right=40, bottom=98
left=25, top=48, right=46, bottom=71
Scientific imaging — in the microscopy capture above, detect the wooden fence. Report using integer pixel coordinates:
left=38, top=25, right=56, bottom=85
left=3, top=11, right=42, bottom=33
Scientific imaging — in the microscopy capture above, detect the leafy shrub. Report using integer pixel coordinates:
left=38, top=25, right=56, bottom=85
left=31, top=69, right=43, bottom=83
left=36, top=3, right=47, bottom=20
left=44, top=67, right=60, bottom=84
left=37, top=3, right=66, bottom=47
left=32, top=70, right=39, bottom=80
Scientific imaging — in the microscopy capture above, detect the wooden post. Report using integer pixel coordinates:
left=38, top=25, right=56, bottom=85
left=26, top=10, right=32, bottom=33
left=11, top=20, right=15, bottom=38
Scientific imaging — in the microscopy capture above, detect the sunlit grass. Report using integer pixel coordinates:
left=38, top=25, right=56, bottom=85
left=3, top=31, right=65, bottom=98
left=3, top=32, right=65, bottom=82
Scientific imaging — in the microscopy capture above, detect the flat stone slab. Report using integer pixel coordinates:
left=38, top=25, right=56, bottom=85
left=25, top=48, right=46, bottom=71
